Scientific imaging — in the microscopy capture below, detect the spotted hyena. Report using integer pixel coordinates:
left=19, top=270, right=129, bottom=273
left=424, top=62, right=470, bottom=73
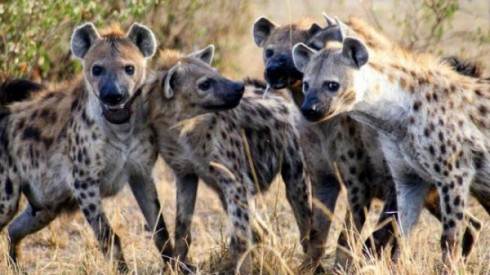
left=255, top=15, right=484, bottom=269
left=292, top=20, right=488, bottom=269
left=0, top=23, right=172, bottom=272
left=144, top=46, right=312, bottom=274
left=253, top=16, right=405, bottom=269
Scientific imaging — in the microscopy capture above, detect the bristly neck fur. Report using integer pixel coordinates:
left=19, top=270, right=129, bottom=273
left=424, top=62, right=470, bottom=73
left=349, top=63, right=415, bottom=139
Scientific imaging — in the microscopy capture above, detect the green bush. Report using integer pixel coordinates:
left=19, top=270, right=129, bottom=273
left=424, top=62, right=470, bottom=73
left=0, top=0, right=251, bottom=81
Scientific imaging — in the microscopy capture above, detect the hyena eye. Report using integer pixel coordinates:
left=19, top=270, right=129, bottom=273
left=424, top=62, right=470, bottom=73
left=265, top=49, right=274, bottom=58
left=325, top=81, right=340, bottom=93
left=199, top=80, right=211, bottom=91
left=303, top=81, right=309, bottom=93
left=92, top=65, right=103, bottom=76
left=125, top=65, right=135, bottom=75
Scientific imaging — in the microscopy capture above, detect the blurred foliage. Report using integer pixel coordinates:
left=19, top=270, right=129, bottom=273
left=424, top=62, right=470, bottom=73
left=0, top=0, right=251, bottom=81
left=361, top=0, right=490, bottom=55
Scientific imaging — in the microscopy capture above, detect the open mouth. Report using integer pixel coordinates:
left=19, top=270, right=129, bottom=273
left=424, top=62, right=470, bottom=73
left=101, top=89, right=142, bottom=125
left=101, top=103, right=132, bottom=125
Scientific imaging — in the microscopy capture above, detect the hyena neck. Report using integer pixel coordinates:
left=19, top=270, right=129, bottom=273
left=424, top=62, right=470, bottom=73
left=350, top=63, right=415, bottom=137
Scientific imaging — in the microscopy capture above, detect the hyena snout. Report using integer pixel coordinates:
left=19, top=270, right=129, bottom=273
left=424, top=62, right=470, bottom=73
left=220, top=80, right=245, bottom=108
left=98, top=79, right=135, bottom=124
left=100, top=81, right=126, bottom=105
left=265, top=54, right=302, bottom=89
left=301, top=94, right=326, bottom=122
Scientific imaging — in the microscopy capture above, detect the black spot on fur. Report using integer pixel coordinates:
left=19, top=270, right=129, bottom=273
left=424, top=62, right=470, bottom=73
left=5, top=177, right=13, bottom=196
left=413, top=101, right=421, bottom=111
left=434, top=163, right=441, bottom=173
left=88, top=203, right=97, bottom=212
left=23, top=126, right=41, bottom=141
left=453, top=196, right=461, bottom=206
left=456, top=212, right=464, bottom=220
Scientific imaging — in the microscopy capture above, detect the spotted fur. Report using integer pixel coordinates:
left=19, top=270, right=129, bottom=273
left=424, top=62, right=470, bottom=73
left=252, top=16, right=404, bottom=269
left=145, top=48, right=313, bottom=274
left=295, top=20, right=489, bottom=268
left=0, top=23, right=172, bottom=272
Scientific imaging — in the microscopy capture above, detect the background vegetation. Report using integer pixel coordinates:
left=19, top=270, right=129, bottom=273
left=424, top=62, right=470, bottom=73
left=0, top=0, right=251, bottom=81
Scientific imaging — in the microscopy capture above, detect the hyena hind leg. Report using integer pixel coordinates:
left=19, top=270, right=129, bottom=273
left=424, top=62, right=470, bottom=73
left=7, top=205, right=56, bottom=264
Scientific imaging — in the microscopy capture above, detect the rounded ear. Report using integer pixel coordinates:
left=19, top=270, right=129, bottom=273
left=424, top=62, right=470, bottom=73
left=308, top=23, right=322, bottom=36
left=187, top=45, right=215, bottom=65
left=292, top=43, right=317, bottom=73
left=127, top=23, right=157, bottom=58
left=342, top=38, right=369, bottom=68
left=71, top=23, right=100, bottom=59
left=162, top=62, right=181, bottom=99
left=252, top=17, right=278, bottom=47
left=322, top=12, right=335, bottom=27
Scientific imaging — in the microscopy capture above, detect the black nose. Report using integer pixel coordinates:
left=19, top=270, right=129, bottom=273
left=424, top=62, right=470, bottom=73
left=235, top=82, right=245, bottom=94
left=301, top=99, right=324, bottom=122
left=101, top=92, right=124, bottom=105
left=265, top=64, right=284, bottom=79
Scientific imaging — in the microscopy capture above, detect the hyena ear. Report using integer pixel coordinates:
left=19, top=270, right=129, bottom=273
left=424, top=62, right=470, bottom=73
left=71, top=23, right=100, bottom=59
left=292, top=43, right=317, bottom=73
left=188, top=45, right=215, bottom=65
left=322, top=12, right=336, bottom=27
left=252, top=17, right=278, bottom=47
left=342, top=37, right=369, bottom=68
left=162, top=62, right=181, bottom=99
left=308, top=23, right=322, bottom=36
left=127, top=23, right=157, bottom=58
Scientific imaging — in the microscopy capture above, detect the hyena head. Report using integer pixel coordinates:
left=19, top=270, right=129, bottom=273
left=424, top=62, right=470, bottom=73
left=148, top=45, right=245, bottom=119
left=293, top=33, right=369, bottom=122
left=71, top=22, right=156, bottom=124
left=252, top=17, right=322, bottom=89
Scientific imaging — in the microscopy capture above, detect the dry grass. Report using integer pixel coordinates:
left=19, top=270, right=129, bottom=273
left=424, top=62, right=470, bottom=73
left=1, top=158, right=490, bottom=275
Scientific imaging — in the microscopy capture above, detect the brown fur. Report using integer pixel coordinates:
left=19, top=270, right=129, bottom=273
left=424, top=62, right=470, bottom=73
left=298, top=24, right=488, bottom=267
left=144, top=48, right=313, bottom=274
left=0, top=23, right=170, bottom=273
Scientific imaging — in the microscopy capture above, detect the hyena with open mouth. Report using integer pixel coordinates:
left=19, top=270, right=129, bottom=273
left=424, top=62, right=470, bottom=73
left=0, top=23, right=172, bottom=272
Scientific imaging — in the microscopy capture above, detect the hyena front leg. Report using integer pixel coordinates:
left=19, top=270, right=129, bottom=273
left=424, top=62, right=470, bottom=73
left=73, top=173, right=127, bottom=272
left=364, top=180, right=398, bottom=257
left=7, top=205, right=56, bottom=264
left=436, top=168, right=473, bottom=268
left=281, top=152, right=313, bottom=258
left=173, top=173, right=198, bottom=265
left=335, top=165, right=373, bottom=268
left=423, top=187, right=481, bottom=258
left=210, top=164, right=253, bottom=275
left=129, top=171, right=173, bottom=263
left=309, top=172, right=340, bottom=255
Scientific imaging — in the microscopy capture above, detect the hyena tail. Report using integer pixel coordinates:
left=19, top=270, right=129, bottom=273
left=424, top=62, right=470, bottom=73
left=0, top=79, right=45, bottom=107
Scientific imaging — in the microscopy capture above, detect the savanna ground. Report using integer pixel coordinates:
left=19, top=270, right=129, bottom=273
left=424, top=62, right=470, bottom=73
left=1, top=0, right=490, bottom=274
